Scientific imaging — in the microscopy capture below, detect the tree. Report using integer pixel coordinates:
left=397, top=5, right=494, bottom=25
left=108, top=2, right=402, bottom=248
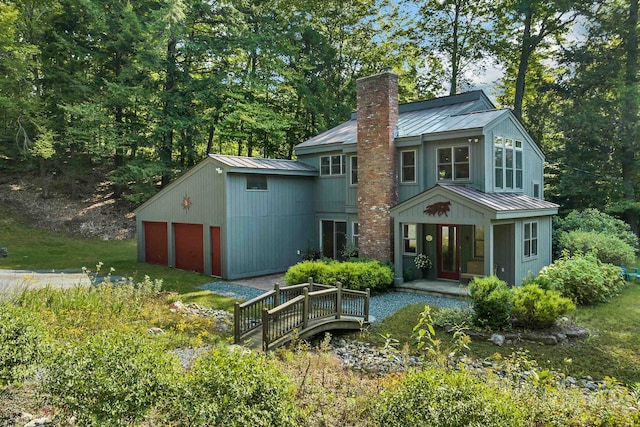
left=403, top=0, right=494, bottom=96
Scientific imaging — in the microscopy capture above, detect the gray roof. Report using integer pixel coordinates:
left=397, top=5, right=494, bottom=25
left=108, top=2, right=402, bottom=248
left=209, top=154, right=318, bottom=175
left=295, top=90, right=505, bottom=150
left=439, top=183, right=559, bottom=212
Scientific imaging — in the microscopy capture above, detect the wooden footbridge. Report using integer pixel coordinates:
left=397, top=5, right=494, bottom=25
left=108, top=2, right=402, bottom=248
left=234, top=279, right=370, bottom=351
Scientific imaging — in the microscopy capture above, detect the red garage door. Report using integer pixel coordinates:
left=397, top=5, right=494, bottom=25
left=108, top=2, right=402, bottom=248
left=174, top=223, right=204, bottom=273
left=144, top=221, right=168, bottom=266
left=211, top=226, right=222, bottom=277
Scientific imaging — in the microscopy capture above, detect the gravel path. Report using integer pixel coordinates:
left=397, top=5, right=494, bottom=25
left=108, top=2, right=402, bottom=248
left=199, top=281, right=469, bottom=323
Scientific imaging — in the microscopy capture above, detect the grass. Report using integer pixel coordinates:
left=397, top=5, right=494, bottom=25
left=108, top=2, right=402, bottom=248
left=0, top=212, right=231, bottom=308
left=368, top=283, right=640, bottom=385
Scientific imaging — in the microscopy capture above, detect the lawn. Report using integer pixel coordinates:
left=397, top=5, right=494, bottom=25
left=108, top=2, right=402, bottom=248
left=369, top=283, right=640, bottom=385
left=3, top=209, right=640, bottom=385
left=0, top=212, right=233, bottom=309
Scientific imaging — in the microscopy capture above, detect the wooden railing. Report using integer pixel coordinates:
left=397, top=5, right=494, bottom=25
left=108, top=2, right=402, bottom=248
left=234, top=278, right=370, bottom=351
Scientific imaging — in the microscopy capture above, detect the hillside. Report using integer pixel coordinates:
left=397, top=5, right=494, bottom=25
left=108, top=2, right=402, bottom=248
left=0, top=171, right=135, bottom=241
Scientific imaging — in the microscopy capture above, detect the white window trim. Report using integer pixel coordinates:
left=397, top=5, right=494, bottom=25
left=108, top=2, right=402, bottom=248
left=523, top=221, right=539, bottom=259
left=350, top=155, right=358, bottom=185
left=437, top=145, right=470, bottom=182
left=403, top=223, right=417, bottom=255
left=400, top=150, right=417, bottom=184
left=352, top=222, right=359, bottom=246
left=320, top=154, right=346, bottom=176
left=494, top=136, right=524, bottom=191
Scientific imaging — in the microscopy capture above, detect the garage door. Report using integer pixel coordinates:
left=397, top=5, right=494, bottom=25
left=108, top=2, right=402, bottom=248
left=143, top=221, right=168, bottom=266
left=211, top=226, right=222, bottom=277
left=174, top=223, right=204, bottom=273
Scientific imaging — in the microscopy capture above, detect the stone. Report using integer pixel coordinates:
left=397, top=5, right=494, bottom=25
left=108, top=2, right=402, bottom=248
left=489, top=333, right=505, bottom=346
left=147, top=327, right=165, bottom=335
left=168, top=301, right=185, bottom=311
left=24, top=417, right=52, bottom=427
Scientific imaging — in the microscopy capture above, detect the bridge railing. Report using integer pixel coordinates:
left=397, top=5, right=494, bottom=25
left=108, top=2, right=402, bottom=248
left=261, top=283, right=370, bottom=351
left=234, top=277, right=334, bottom=344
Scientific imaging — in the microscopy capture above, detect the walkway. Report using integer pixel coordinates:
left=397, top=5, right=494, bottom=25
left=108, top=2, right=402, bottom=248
left=199, top=275, right=470, bottom=324
left=0, top=269, right=92, bottom=294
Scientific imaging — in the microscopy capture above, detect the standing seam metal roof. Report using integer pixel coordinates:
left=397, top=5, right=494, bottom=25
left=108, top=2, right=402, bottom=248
left=209, top=154, right=317, bottom=173
left=438, top=183, right=559, bottom=212
left=294, top=98, right=510, bottom=150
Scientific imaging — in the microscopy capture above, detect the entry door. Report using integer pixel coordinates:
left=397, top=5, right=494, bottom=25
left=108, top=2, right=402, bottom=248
left=437, top=225, right=460, bottom=280
left=321, top=220, right=347, bottom=260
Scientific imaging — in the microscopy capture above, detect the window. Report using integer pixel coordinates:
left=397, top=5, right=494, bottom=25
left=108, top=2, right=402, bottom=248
left=403, top=223, right=417, bottom=254
left=494, top=136, right=523, bottom=190
left=350, top=156, right=358, bottom=185
left=320, top=155, right=346, bottom=176
left=523, top=222, right=538, bottom=258
left=533, top=182, right=540, bottom=198
left=474, top=225, right=485, bottom=258
left=401, top=151, right=416, bottom=183
left=437, top=146, right=469, bottom=181
left=352, top=222, right=359, bottom=247
left=246, top=175, right=267, bottom=190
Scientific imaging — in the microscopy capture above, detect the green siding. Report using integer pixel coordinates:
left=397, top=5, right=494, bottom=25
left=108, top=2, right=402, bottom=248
left=225, top=174, right=315, bottom=279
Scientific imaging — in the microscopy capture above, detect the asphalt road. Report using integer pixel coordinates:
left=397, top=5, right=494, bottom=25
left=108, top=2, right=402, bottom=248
left=0, top=269, right=92, bottom=293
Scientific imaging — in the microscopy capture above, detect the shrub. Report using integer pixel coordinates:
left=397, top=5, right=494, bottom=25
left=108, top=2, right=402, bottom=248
left=372, top=368, right=525, bottom=427
left=431, top=306, right=475, bottom=328
left=554, top=209, right=638, bottom=258
left=511, top=284, right=575, bottom=329
left=559, top=230, right=636, bottom=266
left=537, top=251, right=626, bottom=305
left=0, top=304, right=44, bottom=386
left=42, top=330, right=179, bottom=426
left=284, top=260, right=393, bottom=292
left=469, top=276, right=513, bottom=329
left=165, top=346, right=303, bottom=426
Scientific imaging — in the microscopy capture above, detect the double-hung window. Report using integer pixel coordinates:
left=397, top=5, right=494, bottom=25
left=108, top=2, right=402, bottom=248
left=350, top=156, right=358, bottom=185
left=403, top=223, right=417, bottom=254
left=494, top=136, right=523, bottom=190
left=523, top=221, right=538, bottom=258
left=437, top=146, right=469, bottom=181
left=320, top=155, right=346, bottom=176
left=401, top=151, right=416, bottom=183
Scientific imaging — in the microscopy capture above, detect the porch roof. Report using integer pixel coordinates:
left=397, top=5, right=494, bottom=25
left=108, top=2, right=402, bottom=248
left=390, top=184, right=559, bottom=222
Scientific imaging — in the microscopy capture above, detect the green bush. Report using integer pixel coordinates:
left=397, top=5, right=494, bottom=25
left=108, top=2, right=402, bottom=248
left=559, top=230, right=636, bottom=266
left=469, top=276, right=513, bottom=329
left=554, top=209, right=638, bottom=258
left=165, top=346, right=303, bottom=426
left=537, top=251, right=626, bottom=305
left=431, top=306, right=475, bottom=328
left=284, top=260, right=393, bottom=292
left=512, top=284, right=575, bottom=329
left=372, top=368, right=525, bottom=427
left=0, top=304, right=44, bottom=386
left=42, top=330, right=179, bottom=426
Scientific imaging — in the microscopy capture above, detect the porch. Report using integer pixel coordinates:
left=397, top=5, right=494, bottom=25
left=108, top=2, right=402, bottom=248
left=395, top=278, right=470, bottom=299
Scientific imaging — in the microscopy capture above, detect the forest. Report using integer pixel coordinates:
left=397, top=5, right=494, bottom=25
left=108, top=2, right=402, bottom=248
left=0, top=0, right=638, bottom=230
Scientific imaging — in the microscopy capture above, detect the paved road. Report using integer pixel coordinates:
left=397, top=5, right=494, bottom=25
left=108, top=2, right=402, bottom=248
left=0, top=269, right=92, bottom=294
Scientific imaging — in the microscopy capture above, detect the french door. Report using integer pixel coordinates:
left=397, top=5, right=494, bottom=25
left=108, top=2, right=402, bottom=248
left=437, top=224, right=460, bottom=280
left=321, top=220, right=347, bottom=261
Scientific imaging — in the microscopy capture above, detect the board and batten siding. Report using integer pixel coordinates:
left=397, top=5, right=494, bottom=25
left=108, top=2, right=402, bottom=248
left=135, top=161, right=226, bottom=275
left=224, top=173, right=315, bottom=279
left=486, top=118, right=544, bottom=197
left=514, top=216, right=553, bottom=285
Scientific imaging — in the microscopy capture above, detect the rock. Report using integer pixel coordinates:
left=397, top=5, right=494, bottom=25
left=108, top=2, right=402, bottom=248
left=489, top=333, right=505, bottom=346
left=169, top=301, right=186, bottom=311
left=24, top=417, right=52, bottom=427
left=0, top=247, right=8, bottom=257
left=147, top=327, right=165, bottom=335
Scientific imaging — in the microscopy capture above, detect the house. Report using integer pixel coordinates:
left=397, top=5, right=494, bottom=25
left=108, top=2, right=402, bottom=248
left=135, top=71, right=558, bottom=286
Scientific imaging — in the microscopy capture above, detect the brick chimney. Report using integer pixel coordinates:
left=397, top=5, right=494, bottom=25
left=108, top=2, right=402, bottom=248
left=356, top=71, right=399, bottom=262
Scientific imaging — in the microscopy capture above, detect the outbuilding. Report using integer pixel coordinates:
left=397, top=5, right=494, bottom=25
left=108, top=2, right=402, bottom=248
left=134, top=154, right=317, bottom=279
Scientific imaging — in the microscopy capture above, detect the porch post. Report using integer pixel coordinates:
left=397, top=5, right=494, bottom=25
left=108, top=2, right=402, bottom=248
left=486, top=221, right=494, bottom=277
left=393, top=220, right=404, bottom=286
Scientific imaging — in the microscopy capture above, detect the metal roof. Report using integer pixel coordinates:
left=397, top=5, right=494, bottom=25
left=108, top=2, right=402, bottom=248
left=209, top=154, right=318, bottom=174
left=438, top=183, right=559, bottom=212
left=295, top=91, right=507, bottom=150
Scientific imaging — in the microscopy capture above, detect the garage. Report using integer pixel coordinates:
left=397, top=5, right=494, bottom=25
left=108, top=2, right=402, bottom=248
left=143, top=221, right=168, bottom=266
left=174, top=223, right=204, bottom=273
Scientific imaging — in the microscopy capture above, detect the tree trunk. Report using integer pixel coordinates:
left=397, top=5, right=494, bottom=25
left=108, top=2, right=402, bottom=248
left=621, top=0, right=639, bottom=235
left=513, top=6, right=534, bottom=121
left=161, top=36, right=177, bottom=188
left=449, top=2, right=461, bottom=96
